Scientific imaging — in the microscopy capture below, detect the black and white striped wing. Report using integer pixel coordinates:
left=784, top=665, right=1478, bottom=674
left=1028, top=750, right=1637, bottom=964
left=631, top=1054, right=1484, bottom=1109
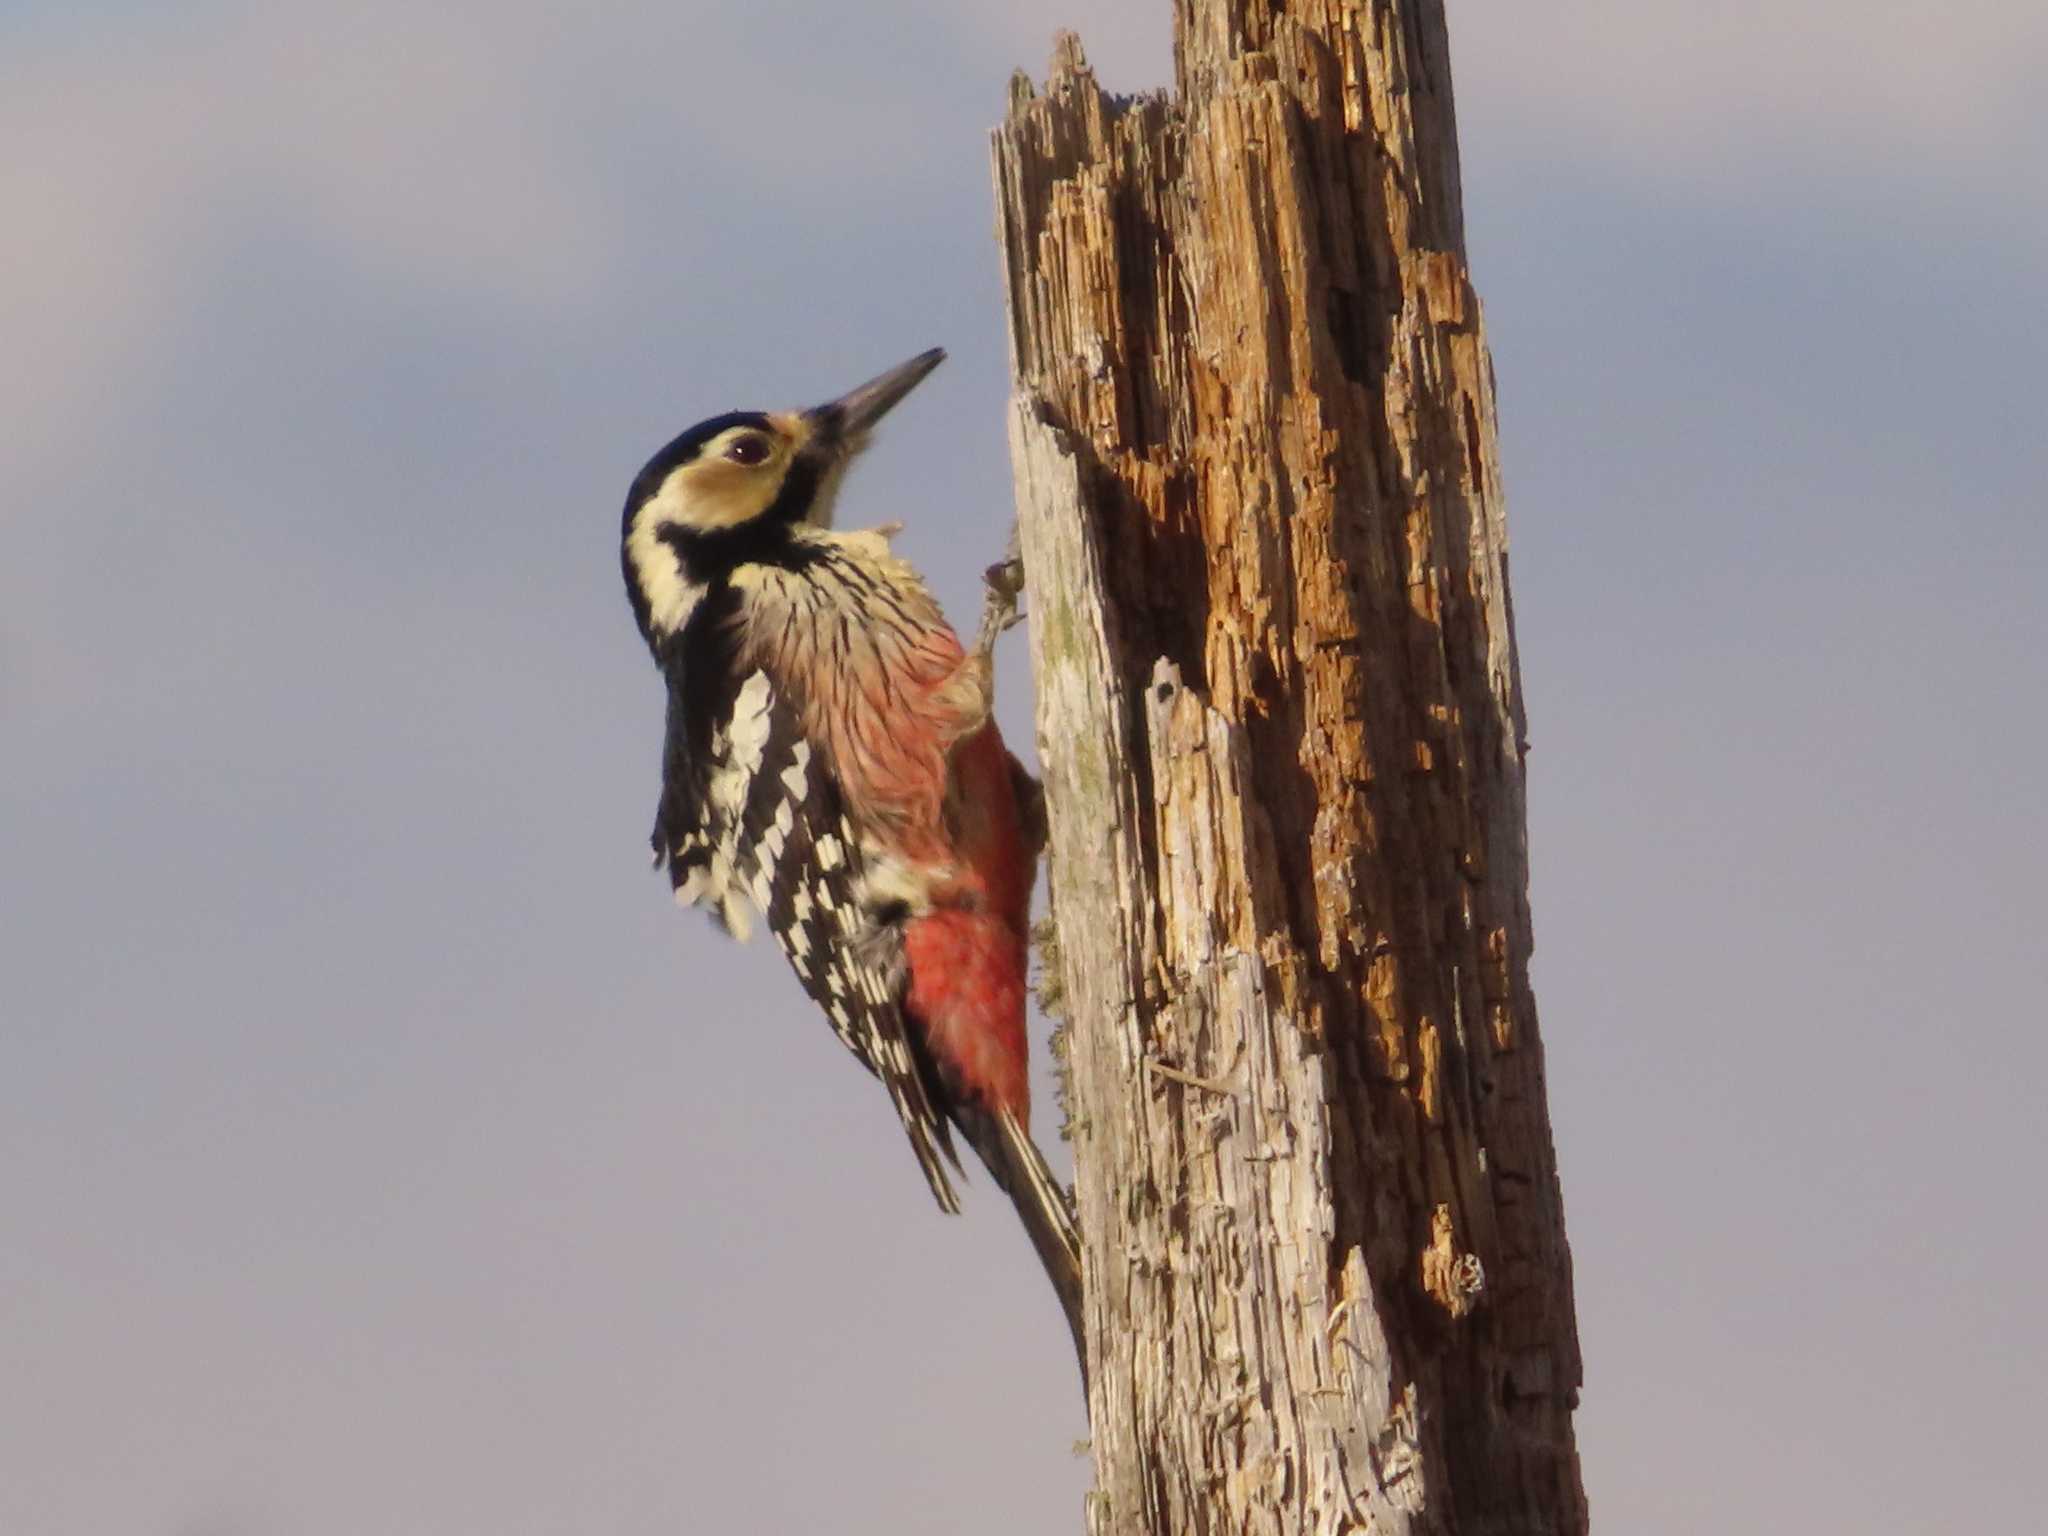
left=653, top=665, right=963, bottom=1212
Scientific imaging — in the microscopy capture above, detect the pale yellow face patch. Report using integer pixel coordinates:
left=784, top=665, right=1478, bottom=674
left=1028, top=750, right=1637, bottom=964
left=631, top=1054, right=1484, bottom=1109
left=640, top=416, right=812, bottom=534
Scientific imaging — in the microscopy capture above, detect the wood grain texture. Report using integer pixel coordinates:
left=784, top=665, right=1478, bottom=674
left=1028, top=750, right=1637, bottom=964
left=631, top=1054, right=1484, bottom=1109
left=994, top=8, right=1586, bottom=1532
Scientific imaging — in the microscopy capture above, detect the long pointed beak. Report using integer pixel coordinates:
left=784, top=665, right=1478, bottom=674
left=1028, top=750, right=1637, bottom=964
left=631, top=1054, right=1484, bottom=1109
left=805, top=347, right=945, bottom=447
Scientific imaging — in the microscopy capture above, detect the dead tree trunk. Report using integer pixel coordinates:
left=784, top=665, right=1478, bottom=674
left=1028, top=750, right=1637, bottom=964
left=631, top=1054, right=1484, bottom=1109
left=993, top=8, right=1586, bottom=1533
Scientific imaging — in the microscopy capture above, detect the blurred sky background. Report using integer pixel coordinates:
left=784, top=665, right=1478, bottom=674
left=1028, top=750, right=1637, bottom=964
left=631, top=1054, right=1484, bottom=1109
left=3, top=3, right=2043, bottom=1532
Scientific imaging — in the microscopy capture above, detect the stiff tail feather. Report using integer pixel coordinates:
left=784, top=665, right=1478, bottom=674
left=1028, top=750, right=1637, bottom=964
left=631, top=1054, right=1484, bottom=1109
left=958, top=1105, right=1086, bottom=1383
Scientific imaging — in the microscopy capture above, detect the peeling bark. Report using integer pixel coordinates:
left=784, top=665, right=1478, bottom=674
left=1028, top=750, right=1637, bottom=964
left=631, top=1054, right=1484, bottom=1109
left=993, top=8, right=1585, bottom=1533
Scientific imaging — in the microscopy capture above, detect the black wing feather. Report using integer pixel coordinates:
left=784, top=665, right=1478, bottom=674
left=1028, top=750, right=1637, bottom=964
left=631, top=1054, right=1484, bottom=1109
left=651, top=614, right=962, bottom=1210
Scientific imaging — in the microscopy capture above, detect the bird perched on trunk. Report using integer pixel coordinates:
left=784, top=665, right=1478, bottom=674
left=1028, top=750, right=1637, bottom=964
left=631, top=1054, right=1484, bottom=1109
left=618, top=348, right=1082, bottom=1364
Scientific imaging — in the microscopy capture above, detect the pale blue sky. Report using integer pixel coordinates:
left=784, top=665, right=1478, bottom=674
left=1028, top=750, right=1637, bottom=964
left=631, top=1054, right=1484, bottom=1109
left=3, top=4, right=2042, bottom=1532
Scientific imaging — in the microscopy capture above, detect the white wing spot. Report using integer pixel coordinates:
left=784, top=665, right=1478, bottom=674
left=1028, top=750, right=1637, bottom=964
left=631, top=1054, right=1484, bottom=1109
left=705, top=847, right=752, bottom=940
left=729, top=672, right=774, bottom=765
left=780, top=742, right=811, bottom=798
left=719, top=889, right=752, bottom=941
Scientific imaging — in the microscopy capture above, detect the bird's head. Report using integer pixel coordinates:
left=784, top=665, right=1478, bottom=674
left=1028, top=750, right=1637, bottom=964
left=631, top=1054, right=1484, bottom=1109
left=621, top=347, right=945, bottom=643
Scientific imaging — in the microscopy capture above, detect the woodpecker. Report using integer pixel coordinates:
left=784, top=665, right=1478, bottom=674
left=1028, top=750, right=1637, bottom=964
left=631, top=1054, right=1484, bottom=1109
left=619, top=348, right=1082, bottom=1360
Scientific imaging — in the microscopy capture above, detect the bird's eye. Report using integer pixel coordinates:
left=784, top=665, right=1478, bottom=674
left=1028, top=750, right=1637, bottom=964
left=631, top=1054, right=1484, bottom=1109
left=725, top=435, right=771, bottom=466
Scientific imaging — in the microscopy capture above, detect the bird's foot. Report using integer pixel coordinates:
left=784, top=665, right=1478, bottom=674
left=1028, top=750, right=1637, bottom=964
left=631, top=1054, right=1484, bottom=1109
left=973, top=524, right=1027, bottom=662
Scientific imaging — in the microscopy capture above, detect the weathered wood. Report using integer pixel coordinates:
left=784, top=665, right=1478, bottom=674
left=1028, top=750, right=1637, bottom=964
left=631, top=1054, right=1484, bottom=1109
left=994, top=9, right=1585, bottom=1533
